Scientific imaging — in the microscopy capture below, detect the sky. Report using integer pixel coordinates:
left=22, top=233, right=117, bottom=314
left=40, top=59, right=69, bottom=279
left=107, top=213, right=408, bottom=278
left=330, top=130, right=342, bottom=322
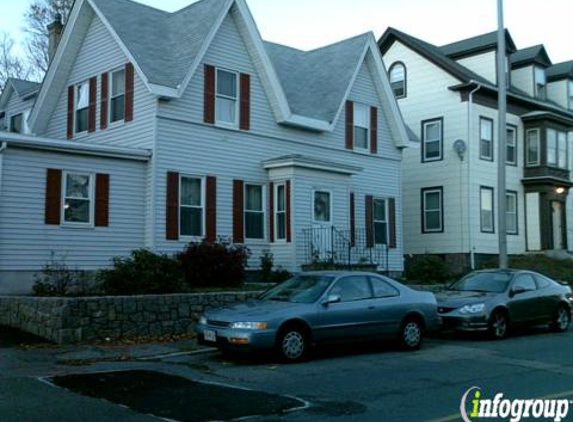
left=1, top=0, right=572, bottom=63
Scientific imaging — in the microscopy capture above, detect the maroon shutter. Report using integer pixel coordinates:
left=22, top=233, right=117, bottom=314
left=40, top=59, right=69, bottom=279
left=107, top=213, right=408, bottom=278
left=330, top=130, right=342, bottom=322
left=45, top=169, right=62, bottom=225
left=365, top=195, right=374, bottom=248
left=388, top=198, right=396, bottom=249
left=349, top=192, right=356, bottom=247
left=100, top=72, right=108, bottom=130
left=370, top=106, right=378, bottom=154
left=166, top=172, right=179, bottom=240
left=125, top=63, right=134, bottom=122
left=205, top=176, right=217, bottom=242
left=95, top=173, right=110, bottom=227
left=345, top=100, right=354, bottom=150
left=88, top=77, right=97, bottom=133
left=204, top=64, right=215, bottom=124
left=67, top=86, right=74, bottom=139
left=268, top=182, right=275, bottom=243
left=233, top=180, right=244, bottom=243
left=240, top=73, right=251, bottom=131
left=286, top=180, right=292, bottom=243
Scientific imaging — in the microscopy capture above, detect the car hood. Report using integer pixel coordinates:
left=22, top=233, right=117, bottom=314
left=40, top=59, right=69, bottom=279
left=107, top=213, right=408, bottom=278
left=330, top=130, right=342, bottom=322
left=435, top=290, right=498, bottom=308
left=205, top=299, right=311, bottom=322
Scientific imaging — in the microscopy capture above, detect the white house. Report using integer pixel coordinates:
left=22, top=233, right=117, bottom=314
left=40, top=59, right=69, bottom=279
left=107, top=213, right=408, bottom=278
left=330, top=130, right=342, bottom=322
left=379, top=28, right=573, bottom=272
left=0, top=0, right=409, bottom=293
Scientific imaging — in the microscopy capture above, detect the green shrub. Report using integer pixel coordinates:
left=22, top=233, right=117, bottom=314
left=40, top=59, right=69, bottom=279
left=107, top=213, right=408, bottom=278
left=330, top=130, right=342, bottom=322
left=177, top=240, right=250, bottom=288
left=97, top=249, right=184, bottom=295
left=478, top=254, right=573, bottom=284
left=33, top=256, right=93, bottom=297
left=269, top=268, right=292, bottom=284
left=405, top=255, right=451, bottom=285
left=259, top=250, right=292, bottom=284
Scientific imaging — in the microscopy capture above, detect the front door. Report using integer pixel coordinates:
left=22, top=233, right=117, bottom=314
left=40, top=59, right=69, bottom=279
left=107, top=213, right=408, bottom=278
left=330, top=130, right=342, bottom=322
left=552, top=201, right=564, bottom=249
left=312, top=190, right=333, bottom=260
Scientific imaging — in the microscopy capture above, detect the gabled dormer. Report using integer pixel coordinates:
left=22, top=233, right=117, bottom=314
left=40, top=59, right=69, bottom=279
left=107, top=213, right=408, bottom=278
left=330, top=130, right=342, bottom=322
left=546, top=61, right=573, bottom=111
left=510, top=45, right=552, bottom=100
left=439, top=30, right=516, bottom=85
left=0, top=78, right=41, bottom=134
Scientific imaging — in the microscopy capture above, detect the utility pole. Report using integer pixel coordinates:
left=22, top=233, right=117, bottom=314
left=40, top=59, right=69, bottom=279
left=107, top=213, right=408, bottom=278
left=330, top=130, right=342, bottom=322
left=497, top=0, right=508, bottom=269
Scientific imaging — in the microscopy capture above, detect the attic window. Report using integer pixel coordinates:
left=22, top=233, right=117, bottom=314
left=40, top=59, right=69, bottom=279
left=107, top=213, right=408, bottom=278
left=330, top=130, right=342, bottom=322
left=389, top=62, right=406, bottom=98
left=216, top=69, right=238, bottom=126
left=353, top=103, right=370, bottom=150
left=75, top=81, right=89, bottom=133
left=9, top=113, right=23, bottom=133
left=110, top=68, right=125, bottom=123
left=534, top=67, right=546, bottom=100
left=568, top=81, right=573, bottom=111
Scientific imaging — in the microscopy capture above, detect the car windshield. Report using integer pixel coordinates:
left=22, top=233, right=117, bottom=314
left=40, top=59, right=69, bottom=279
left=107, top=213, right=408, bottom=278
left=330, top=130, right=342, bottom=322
left=448, top=272, right=511, bottom=293
left=260, top=275, right=334, bottom=303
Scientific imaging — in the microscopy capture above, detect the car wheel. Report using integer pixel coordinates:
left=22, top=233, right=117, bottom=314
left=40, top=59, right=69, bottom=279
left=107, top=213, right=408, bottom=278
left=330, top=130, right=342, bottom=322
left=277, top=327, right=308, bottom=362
left=488, top=310, right=509, bottom=340
left=551, top=305, right=571, bottom=333
left=399, top=317, right=423, bottom=351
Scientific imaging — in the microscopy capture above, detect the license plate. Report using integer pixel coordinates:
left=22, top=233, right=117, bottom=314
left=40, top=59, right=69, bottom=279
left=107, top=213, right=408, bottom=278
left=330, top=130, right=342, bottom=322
left=204, top=330, right=217, bottom=342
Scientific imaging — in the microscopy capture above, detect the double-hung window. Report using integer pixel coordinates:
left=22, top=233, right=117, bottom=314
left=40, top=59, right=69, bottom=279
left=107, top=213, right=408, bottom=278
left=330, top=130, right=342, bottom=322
left=422, top=119, right=442, bottom=162
left=558, top=131, right=568, bottom=169
left=244, top=184, right=264, bottom=240
left=421, top=187, right=443, bottom=233
left=534, top=67, right=546, bottom=100
left=389, top=62, right=406, bottom=98
left=110, top=68, right=126, bottom=123
left=506, top=191, right=518, bottom=235
left=548, top=129, right=558, bottom=167
left=506, top=126, right=517, bottom=165
left=568, top=81, right=573, bottom=111
left=353, top=103, right=369, bottom=150
left=480, top=187, right=494, bottom=233
left=180, top=176, right=204, bottom=237
left=373, top=198, right=388, bottom=245
left=63, top=172, right=92, bottom=225
left=526, top=129, right=540, bottom=166
left=480, top=117, right=493, bottom=161
left=75, top=81, right=89, bottom=133
left=275, top=184, right=286, bottom=241
left=216, top=69, right=238, bottom=126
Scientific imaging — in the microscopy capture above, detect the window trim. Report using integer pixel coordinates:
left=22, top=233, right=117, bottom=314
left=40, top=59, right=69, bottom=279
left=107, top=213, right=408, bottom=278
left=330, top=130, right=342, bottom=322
left=179, top=175, right=206, bottom=239
left=312, top=189, right=333, bottom=225
left=506, top=124, right=518, bottom=166
left=388, top=61, right=407, bottom=99
left=74, top=80, right=90, bottom=134
left=373, top=197, right=388, bottom=245
left=421, top=117, right=443, bottom=163
left=421, top=187, right=444, bottom=233
left=243, top=183, right=266, bottom=241
left=352, top=102, right=370, bottom=151
left=109, top=67, right=126, bottom=125
left=526, top=128, right=540, bottom=167
left=274, top=182, right=287, bottom=242
left=61, top=170, right=94, bottom=227
left=506, top=190, right=518, bottom=236
left=480, top=186, right=495, bottom=234
left=215, top=67, right=239, bottom=128
left=479, top=116, right=494, bottom=162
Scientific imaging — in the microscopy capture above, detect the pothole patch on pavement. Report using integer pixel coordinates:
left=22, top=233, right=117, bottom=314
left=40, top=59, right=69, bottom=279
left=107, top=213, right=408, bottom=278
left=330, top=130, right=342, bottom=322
left=49, top=370, right=307, bottom=422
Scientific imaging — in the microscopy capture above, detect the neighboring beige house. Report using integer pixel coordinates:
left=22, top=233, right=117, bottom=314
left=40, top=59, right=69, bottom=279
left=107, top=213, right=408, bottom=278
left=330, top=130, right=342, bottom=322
left=379, top=28, right=573, bottom=272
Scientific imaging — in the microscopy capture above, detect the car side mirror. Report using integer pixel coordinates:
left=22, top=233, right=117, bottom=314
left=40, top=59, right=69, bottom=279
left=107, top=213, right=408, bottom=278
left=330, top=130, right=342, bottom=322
left=323, top=294, right=341, bottom=306
left=510, top=286, right=527, bottom=297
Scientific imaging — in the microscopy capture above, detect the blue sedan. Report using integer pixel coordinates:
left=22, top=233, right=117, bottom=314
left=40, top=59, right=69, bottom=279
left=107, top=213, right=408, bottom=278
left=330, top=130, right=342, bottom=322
left=195, top=272, right=439, bottom=361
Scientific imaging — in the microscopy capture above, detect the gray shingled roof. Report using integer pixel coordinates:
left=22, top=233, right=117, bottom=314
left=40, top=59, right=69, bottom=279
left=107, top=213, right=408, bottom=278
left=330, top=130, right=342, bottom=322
left=511, top=45, right=551, bottom=68
left=439, top=30, right=516, bottom=58
left=546, top=61, right=573, bottom=82
left=10, top=78, right=41, bottom=98
left=91, top=0, right=227, bottom=88
left=265, top=34, right=369, bottom=122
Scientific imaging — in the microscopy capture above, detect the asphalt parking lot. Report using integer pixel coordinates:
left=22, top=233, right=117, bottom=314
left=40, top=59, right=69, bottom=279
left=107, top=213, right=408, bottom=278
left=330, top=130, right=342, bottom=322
left=1, top=325, right=572, bottom=422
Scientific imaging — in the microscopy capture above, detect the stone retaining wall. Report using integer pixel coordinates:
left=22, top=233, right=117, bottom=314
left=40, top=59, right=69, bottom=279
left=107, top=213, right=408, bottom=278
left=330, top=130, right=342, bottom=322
left=0, top=292, right=261, bottom=344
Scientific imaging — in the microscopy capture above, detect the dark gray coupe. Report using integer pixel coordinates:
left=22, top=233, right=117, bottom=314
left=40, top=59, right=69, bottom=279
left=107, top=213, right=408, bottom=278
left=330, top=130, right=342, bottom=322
left=195, top=272, right=439, bottom=361
left=436, top=269, right=573, bottom=339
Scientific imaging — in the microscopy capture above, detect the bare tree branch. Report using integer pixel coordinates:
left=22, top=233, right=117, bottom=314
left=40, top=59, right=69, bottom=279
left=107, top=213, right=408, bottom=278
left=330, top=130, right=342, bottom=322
left=0, top=32, right=29, bottom=92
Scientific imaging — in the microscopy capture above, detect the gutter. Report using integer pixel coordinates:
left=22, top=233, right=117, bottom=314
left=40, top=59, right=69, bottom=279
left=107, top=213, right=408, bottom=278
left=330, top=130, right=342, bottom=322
left=467, top=81, right=482, bottom=269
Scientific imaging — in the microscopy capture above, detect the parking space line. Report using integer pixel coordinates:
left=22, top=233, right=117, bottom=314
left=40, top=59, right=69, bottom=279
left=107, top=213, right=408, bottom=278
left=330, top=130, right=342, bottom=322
left=416, top=389, right=573, bottom=422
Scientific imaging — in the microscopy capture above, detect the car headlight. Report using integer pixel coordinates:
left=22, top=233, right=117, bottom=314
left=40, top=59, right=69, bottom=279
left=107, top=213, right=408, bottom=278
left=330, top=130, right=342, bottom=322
left=459, top=303, right=486, bottom=315
left=229, top=322, right=268, bottom=330
left=198, top=316, right=207, bottom=325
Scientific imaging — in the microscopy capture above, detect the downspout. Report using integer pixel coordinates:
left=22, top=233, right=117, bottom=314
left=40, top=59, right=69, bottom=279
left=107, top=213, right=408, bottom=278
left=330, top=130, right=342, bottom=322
left=468, top=83, right=481, bottom=269
left=0, top=142, right=6, bottom=215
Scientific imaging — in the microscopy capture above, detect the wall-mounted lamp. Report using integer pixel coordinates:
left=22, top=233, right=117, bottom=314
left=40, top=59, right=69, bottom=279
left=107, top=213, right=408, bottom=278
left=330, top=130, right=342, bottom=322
left=453, top=139, right=467, bottom=161
left=556, top=187, right=565, bottom=194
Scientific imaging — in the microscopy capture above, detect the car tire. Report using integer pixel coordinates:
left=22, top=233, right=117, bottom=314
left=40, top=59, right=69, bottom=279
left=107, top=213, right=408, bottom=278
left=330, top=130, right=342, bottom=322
left=488, top=309, right=509, bottom=340
left=277, top=326, right=308, bottom=362
left=550, top=305, right=571, bottom=333
left=399, top=317, right=423, bottom=351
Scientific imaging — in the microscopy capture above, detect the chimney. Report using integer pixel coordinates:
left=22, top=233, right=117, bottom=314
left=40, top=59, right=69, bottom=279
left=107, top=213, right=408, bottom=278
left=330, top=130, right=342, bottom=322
left=47, top=13, right=63, bottom=63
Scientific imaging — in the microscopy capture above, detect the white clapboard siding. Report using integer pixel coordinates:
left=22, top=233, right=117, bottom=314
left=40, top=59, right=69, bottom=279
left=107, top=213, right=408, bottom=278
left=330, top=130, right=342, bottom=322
left=4, top=95, right=36, bottom=134
left=511, top=67, right=534, bottom=97
left=457, top=51, right=497, bottom=84
left=0, top=148, right=146, bottom=271
left=44, top=14, right=156, bottom=149
left=547, top=80, right=568, bottom=110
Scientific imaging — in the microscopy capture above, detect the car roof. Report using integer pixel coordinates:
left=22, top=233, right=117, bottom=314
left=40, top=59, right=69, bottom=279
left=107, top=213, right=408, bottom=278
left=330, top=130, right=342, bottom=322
left=300, top=271, right=382, bottom=278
